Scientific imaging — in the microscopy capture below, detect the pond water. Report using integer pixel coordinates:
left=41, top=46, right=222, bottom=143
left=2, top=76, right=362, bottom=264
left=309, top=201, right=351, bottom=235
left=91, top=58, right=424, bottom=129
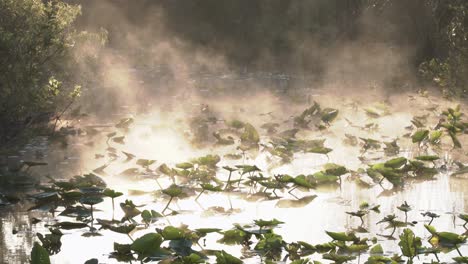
left=1, top=91, right=467, bottom=263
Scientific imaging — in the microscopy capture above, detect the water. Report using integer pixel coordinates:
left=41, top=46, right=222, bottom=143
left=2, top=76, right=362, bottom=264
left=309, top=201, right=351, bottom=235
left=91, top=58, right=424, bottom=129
left=0, top=92, right=467, bottom=263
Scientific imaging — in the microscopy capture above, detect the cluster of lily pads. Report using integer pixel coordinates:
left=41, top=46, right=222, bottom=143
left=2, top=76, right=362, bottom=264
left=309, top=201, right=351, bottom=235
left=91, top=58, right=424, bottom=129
left=28, top=173, right=468, bottom=264
left=13, top=98, right=468, bottom=263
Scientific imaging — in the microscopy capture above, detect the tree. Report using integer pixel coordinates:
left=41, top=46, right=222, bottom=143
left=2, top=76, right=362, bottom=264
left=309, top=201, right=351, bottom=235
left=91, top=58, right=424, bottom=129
left=419, top=1, right=468, bottom=97
left=0, top=0, right=103, bottom=144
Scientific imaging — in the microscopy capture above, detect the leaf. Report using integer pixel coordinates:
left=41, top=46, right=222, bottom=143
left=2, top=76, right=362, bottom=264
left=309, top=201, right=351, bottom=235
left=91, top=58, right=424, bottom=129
left=222, top=166, right=238, bottom=172
left=195, top=228, right=222, bottom=236
left=325, top=231, right=358, bottom=242
left=370, top=244, right=383, bottom=255
left=31, top=242, right=51, bottom=264
left=227, top=120, right=245, bottom=129
left=215, top=250, right=243, bottom=264
left=161, top=226, right=186, bottom=240
left=429, top=130, right=443, bottom=145
left=398, top=228, right=421, bottom=259
left=118, top=168, right=140, bottom=178
left=217, top=229, right=247, bottom=245
left=384, top=157, right=407, bottom=169
left=176, top=162, right=194, bottom=170
left=122, top=151, right=136, bottom=161
left=97, top=219, right=136, bottom=234
left=200, top=183, right=222, bottom=192
left=112, top=136, right=125, bottom=144
left=253, top=218, right=284, bottom=228
left=290, top=259, right=312, bottom=264
left=310, top=172, right=338, bottom=184
left=397, top=201, right=411, bottom=213
left=236, top=165, right=261, bottom=176
left=411, top=130, right=429, bottom=143
left=162, top=184, right=183, bottom=197
left=340, top=243, right=370, bottom=253
left=49, top=222, right=88, bottom=230
left=79, top=197, right=103, bottom=206
left=193, top=155, right=221, bottom=168
left=415, top=155, right=439, bottom=161
left=449, top=131, right=462, bottom=148
left=131, top=233, right=168, bottom=259
left=307, top=146, right=332, bottom=155
left=84, top=259, right=98, bottom=264
left=240, top=123, right=260, bottom=147
left=58, top=205, right=91, bottom=219
left=322, top=253, right=355, bottom=264
left=365, top=256, right=396, bottom=264
left=453, top=256, right=468, bottom=263
left=181, top=253, right=205, bottom=264
left=141, top=210, right=162, bottom=225
left=275, top=195, right=317, bottom=208
left=321, top=108, right=339, bottom=123
left=323, top=163, right=347, bottom=176
left=103, top=188, right=123, bottom=199
left=116, top=118, right=134, bottom=129
left=293, top=175, right=315, bottom=189
left=360, top=137, right=381, bottom=149
left=437, top=231, right=467, bottom=245
left=364, top=108, right=381, bottom=118
left=136, top=159, right=157, bottom=168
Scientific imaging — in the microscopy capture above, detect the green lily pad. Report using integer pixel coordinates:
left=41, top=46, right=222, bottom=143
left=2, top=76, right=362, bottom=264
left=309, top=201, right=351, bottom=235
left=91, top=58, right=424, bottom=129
left=80, top=197, right=104, bottom=206
left=411, top=130, right=429, bottom=143
left=325, top=231, right=358, bottom=242
left=31, top=242, right=51, bottom=264
left=163, top=185, right=184, bottom=197
left=161, top=226, right=186, bottom=240
left=215, top=250, right=243, bottom=264
left=103, top=188, right=123, bottom=199
left=131, top=233, right=169, bottom=259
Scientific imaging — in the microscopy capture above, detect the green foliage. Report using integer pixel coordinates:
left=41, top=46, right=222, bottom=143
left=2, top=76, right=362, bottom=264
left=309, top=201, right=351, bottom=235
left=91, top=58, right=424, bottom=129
left=419, top=2, right=468, bottom=97
left=0, top=0, right=105, bottom=143
left=240, top=123, right=260, bottom=148
left=31, top=242, right=51, bottom=264
left=398, top=228, right=422, bottom=263
left=131, top=233, right=167, bottom=259
left=215, top=250, right=243, bottom=264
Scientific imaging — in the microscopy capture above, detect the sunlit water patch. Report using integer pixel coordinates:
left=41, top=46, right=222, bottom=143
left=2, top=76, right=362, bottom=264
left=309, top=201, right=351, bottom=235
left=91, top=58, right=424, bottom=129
left=1, top=92, right=467, bottom=263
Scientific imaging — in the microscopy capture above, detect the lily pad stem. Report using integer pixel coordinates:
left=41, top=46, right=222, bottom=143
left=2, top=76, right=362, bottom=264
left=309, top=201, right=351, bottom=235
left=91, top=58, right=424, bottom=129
left=162, top=197, right=173, bottom=214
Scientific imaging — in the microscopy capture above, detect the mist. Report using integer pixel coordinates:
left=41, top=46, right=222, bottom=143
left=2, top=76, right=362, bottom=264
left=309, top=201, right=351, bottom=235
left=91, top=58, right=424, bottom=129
left=64, top=0, right=443, bottom=119
left=1, top=1, right=467, bottom=263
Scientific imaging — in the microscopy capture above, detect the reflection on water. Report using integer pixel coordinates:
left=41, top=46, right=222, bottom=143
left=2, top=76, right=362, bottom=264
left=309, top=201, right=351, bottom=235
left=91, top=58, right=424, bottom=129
left=1, top=173, right=467, bottom=263
left=1, top=93, right=467, bottom=263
